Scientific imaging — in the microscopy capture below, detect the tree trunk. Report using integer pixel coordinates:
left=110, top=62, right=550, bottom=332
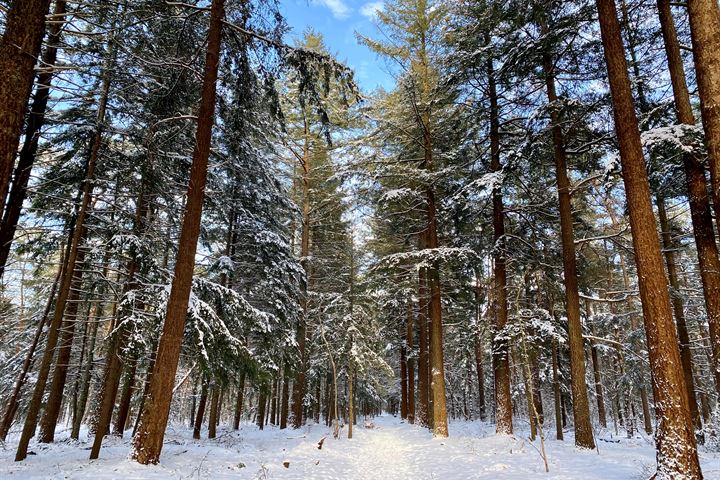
left=400, top=331, right=408, bottom=419
left=687, top=0, right=720, bottom=242
left=130, top=0, right=223, bottom=464
left=488, top=42, right=512, bottom=435
left=38, top=243, right=89, bottom=442
left=542, top=47, right=595, bottom=449
left=406, top=299, right=415, bottom=424
left=595, top=1, right=702, bottom=476
left=0, top=0, right=52, bottom=217
left=658, top=0, right=720, bottom=399
left=280, top=367, right=289, bottom=429
left=656, top=195, right=702, bottom=430
left=348, top=369, right=354, bottom=439
left=0, top=0, right=66, bottom=279
left=0, top=239, right=65, bottom=441
left=257, top=388, right=267, bottom=430
left=233, top=372, right=246, bottom=430
left=208, top=387, right=220, bottom=439
left=552, top=338, right=563, bottom=440
left=590, top=337, right=607, bottom=429
left=474, top=276, right=486, bottom=421
left=416, top=265, right=430, bottom=427
left=113, top=358, right=138, bottom=437
left=193, top=379, right=209, bottom=440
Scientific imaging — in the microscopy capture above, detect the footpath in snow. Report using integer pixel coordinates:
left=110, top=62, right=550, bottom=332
left=2, top=415, right=719, bottom=479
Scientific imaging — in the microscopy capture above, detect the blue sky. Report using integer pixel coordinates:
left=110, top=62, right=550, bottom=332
left=278, top=0, right=394, bottom=93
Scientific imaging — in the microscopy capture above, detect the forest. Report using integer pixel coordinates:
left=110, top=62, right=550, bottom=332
left=2, top=0, right=720, bottom=478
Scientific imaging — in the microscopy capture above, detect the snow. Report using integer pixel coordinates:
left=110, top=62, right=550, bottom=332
left=2, top=415, right=719, bottom=479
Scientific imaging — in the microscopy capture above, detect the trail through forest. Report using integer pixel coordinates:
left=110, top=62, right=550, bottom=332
left=3, top=414, right=719, bottom=479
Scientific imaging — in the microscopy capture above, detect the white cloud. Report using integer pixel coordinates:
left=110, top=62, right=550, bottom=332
left=313, top=0, right=352, bottom=19
left=360, top=1, right=384, bottom=19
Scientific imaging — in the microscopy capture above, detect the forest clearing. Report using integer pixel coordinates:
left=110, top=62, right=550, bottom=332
left=3, top=0, right=720, bottom=478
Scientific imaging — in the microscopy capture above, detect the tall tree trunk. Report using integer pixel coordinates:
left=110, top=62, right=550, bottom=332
left=15, top=78, right=106, bottom=458
left=541, top=46, right=595, bottom=449
left=406, top=299, right=415, bottom=424
left=0, top=238, right=65, bottom=441
left=257, top=388, right=267, bottom=430
left=0, top=0, right=52, bottom=216
left=658, top=0, right=720, bottom=399
left=280, top=366, right=289, bottom=429
left=131, top=0, right=223, bottom=464
left=193, top=379, right=209, bottom=440
left=0, top=0, right=66, bottom=279
left=686, top=0, right=720, bottom=240
left=552, top=338, right=564, bottom=441
left=400, top=328, right=408, bottom=419
left=292, top=115, right=312, bottom=430
left=416, top=265, right=430, bottom=427
left=488, top=42, right=512, bottom=435
left=474, top=275, right=486, bottom=421
left=234, top=372, right=246, bottom=430
left=113, top=358, right=138, bottom=437
left=208, top=387, right=220, bottom=439
left=38, top=242, right=89, bottom=442
left=348, top=368, right=354, bottom=439
left=656, top=195, right=702, bottom=430
left=589, top=337, right=607, bottom=429
left=595, top=1, right=702, bottom=476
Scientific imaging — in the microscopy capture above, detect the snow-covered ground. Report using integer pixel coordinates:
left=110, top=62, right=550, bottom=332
left=2, top=415, right=719, bottom=479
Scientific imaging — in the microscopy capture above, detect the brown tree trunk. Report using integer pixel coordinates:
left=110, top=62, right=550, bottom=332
left=0, top=239, right=64, bottom=441
left=16, top=117, right=102, bottom=460
left=130, top=0, right=223, bottom=464
left=590, top=338, right=607, bottom=429
left=292, top=116, right=312, bottom=430
left=233, top=372, right=246, bottom=430
left=542, top=47, right=595, bottom=449
left=0, top=0, right=52, bottom=216
left=474, top=275, right=486, bottom=421
left=687, top=0, right=720, bottom=240
left=280, top=367, right=289, bottom=429
left=596, top=0, right=702, bottom=476
left=656, top=195, right=702, bottom=429
left=257, top=388, right=267, bottom=430
left=208, top=387, right=220, bottom=439
left=270, top=378, right=278, bottom=426
left=38, top=243, right=89, bottom=442
left=113, top=358, right=138, bottom=437
left=193, top=379, right=209, bottom=440
left=406, top=299, right=415, bottom=423
left=658, top=0, right=720, bottom=399
left=552, top=338, right=564, bottom=440
left=488, top=43, right=512, bottom=435
left=348, top=369, right=354, bottom=439
left=416, top=266, right=430, bottom=427
left=0, top=0, right=66, bottom=279
left=400, top=329, right=408, bottom=419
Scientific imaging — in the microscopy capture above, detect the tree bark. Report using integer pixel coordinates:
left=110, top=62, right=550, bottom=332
left=130, top=0, right=223, bottom=464
left=38, top=242, right=89, bottom=442
left=406, top=298, right=415, bottom=423
left=193, top=379, right=209, bottom=440
left=658, top=0, right=720, bottom=399
left=656, top=195, right=702, bottom=430
left=0, top=0, right=52, bottom=217
left=0, top=0, right=67, bottom=279
left=416, top=265, right=430, bottom=427
left=233, top=372, right=246, bottom=430
left=208, top=386, right=220, bottom=438
left=686, top=0, right=720, bottom=241
left=542, top=47, right=595, bottom=449
left=488, top=42, right=513, bottom=436
left=595, top=0, right=702, bottom=476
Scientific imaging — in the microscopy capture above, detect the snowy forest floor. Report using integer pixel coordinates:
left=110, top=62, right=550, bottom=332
left=2, top=415, right=720, bottom=479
